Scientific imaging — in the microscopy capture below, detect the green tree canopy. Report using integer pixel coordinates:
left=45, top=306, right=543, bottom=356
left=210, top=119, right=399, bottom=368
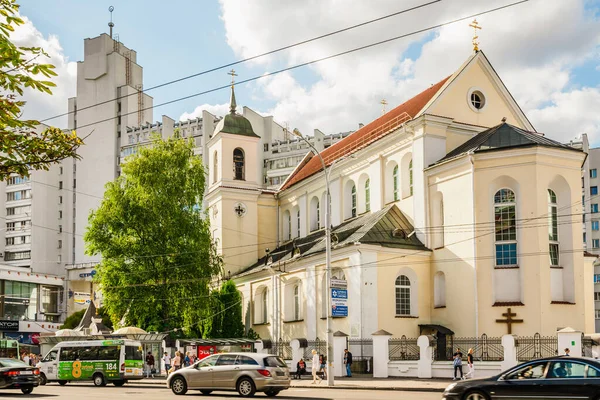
left=85, top=134, right=221, bottom=335
left=0, top=0, right=82, bottom=179
left=205, top=280, right=245, bottom=339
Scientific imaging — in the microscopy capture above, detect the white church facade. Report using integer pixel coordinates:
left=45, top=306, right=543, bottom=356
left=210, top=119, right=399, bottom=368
left=207, top=50, right=596, bottom=341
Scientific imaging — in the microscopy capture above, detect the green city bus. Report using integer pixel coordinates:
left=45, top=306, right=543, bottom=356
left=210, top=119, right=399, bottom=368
left=0, top=339, right=19, bottom=358
left=37, top=339, right=144, bottom=386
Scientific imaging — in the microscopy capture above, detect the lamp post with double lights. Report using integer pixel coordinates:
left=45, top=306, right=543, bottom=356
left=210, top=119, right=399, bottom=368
left=292, top=128, right=341, bottom=386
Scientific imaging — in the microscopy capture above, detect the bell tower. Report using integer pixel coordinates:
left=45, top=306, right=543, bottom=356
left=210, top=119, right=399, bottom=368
left=206, top=71, right=261, bottom=276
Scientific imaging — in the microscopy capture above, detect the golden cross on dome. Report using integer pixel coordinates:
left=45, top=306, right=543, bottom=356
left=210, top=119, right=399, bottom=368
left=469, top=19, right=482, bottom=52
left=380, top=99, right=388, bottom=115
left=228, top=69, right=238, bottom=86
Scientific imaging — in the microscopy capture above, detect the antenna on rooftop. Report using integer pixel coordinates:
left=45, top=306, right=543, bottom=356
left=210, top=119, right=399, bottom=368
left=108, top=6, right=115, bottom=38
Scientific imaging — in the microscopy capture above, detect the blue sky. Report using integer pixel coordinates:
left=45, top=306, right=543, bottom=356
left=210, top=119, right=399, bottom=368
left=16, top=0, right=600, bottom=145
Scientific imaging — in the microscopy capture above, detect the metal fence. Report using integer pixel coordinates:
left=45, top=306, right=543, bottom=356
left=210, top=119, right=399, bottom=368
left=389, top=336, right=420, bottom=361
left=516, top=333, right=558, bottom=361
left=270, top=339, right=293, bottom=360
left=302, top=338, right=327, bottom=360
left=432, top=334, right=504, bottom=361
left=347, top=338, right=373, bottom=374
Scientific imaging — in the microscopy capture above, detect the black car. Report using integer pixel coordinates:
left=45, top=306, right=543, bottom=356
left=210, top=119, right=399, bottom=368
left=443, top=356, right=600, bottom=400
left=0, top=358, right=41, bottom=395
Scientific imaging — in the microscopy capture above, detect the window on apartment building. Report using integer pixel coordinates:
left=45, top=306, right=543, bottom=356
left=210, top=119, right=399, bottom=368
left=365, top=179, right=371, bottom=212
left=5, top=251, right=31, bottom=261
left=6, top=205, right=31, bottom=216
left=593, top=204, right=599, bottom=214
left=264, top=144, right=269, bottom=152
left=594, top=239, right=600, bottom=249
left=592, top=186, right=598, bottom=196
left=593, top=221, right=600, bottom=231
left=59, top=211, right=62, bottom=219
left=59, top=196, right=63, bottom=204
left=58, top=240, right=62, bottom=249
left=584, top=233, right=587, bottom=243
left=3, top=281, right=37, bottom=321
left=548, top=190, right=559, bottom=266
left=595, top=274, right=600, bottom=283
left=6, top=176, right=29, bottom=186
left=117, top=116, right=121, bottom=125
left=59, top=181, right=63, bottom=190
left=73, top=179, right=76, bottom=189
left=58, top=225, right=62, bottom=233
left=592, top=169, right=598, bottom=179
left=6, top=190, right=31, bottom=201
left=596, top=310, right=600, bottom=319
left=59, top=166, right=63, bottom=175
left=595, top=292, right=600, bottom=301
left=494, top=189, right=517, bottom=266
left=117, top=102, right=122, bottom=113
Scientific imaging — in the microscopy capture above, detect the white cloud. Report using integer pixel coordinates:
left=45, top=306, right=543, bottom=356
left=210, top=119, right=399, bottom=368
left=215, top=0, right=600, bottom=144
left=11, top=16, right=76, bottom=129
left=179, top=103, right=230, bottom=121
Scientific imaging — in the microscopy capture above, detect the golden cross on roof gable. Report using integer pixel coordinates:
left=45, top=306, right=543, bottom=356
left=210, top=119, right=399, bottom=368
left=380, top=99, right=388, bottom=115
left=228, top=69, right=238, bottom=86
left=469, top=19, right=482, bottom=52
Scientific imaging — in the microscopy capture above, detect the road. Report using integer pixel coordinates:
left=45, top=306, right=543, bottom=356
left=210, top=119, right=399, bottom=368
left=0, top=383, right=442, bottom=399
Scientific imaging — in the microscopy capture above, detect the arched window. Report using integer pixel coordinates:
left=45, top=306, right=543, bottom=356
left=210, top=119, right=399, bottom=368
left=434, top=271, right=446, bottom=308
left=365, top=179, right=371, bottom=212
left=293, top=285, right=300, bottom=321
left=409, top=159, right=413, bottom=196
left=262, top=287, right=268, bottom=324
left=283, top=210, right=291, bottom=241
left=316, top=201, right=320, bottom=230
left=296, top=209, right=301, bottom=238
left=213, top=151, right=218, bottom=183
left=393, top=165, right=399, bottom=201
left=494, top=188, right=517, bottom=266
left=351, top=184, right=357, bottom=218
left=548, top=189, right=559, bottom=266
left=233, top=148, right=245, bottom=180
left=310, top=197, right=320, bottom=232
left=395, top=275, right=411, bottom=316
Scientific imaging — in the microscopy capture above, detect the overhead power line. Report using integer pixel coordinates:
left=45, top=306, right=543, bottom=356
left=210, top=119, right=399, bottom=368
left=42, top=0, right=531, bottom=134
left=39, top=0, right=442, bottom=123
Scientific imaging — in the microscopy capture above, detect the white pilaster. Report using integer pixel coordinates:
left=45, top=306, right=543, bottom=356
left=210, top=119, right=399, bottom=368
left=333, top=331, right=348, bottom=378
left=306, top=266, right=317, bottom=339
left=501, top=335, right=517, bottom=371
left=417, top=335, right=433, bottom=378
left=372, top=330, right=392, bottom=378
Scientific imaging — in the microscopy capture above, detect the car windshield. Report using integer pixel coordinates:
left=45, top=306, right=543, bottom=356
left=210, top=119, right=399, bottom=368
left=505, top=362, right=547, bottom=380
left=263, top=356, right=287, bottom=368
left=0, top=359, right=29, bottom=368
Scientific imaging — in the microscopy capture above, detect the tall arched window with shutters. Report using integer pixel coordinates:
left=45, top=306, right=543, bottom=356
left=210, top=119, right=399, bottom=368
left=293, top=285, right=300, bottom=320
left=494, top=188, right=517, bottom=266
left=213, top=151, right=218, bottom=183
left=351, top=184, right=357, bottom=218
left=393, top=165, right=399, bottom=201
left=365, top=179, right=371, bottom=212
left=409, top=159, right=413, bottom=196
left=233, top=148, right=245, bottom=180
left=548, top=189, right=559, bottom=266
left=262, top=287, right=268, bottom=324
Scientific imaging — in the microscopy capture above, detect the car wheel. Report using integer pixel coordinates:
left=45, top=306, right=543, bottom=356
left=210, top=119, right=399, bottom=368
left=93, top=373, right=106, bottom=387
left=21, top=387, right=34, bottom=394
left=39, top=373, right=47, bottom=386
left=58, top=380, right=67, bottom=386
left=237, top=377, right=256, bottom=397
left=464, top=390, right=489, bottom=400
left=200, top=389, right=212, bottom=395
left=113, top=380, right=126, bottom=387
left=265, top=389, right=280, bottom=397
left=171, top=376, right=188, bottom=395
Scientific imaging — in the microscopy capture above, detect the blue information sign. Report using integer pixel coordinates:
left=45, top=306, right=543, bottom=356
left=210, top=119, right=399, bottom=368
left=331, top=288, right=348, bottom=317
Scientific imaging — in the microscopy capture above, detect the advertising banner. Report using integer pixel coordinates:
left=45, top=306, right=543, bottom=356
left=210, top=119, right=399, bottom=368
left=331, top=288, right=348, bottom=317
left=197, top=346, right=217, bottom=360
left=73, top=292, right=91, bottom=310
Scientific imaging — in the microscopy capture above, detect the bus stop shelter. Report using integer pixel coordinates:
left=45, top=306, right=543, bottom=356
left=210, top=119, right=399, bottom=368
left=176, top=338, right=256, bottom=360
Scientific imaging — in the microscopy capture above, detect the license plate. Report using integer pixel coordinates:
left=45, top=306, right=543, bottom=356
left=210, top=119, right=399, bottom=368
left=276, top=371, right=285, bottom=376
left=19, top=371, right=33, bottom=375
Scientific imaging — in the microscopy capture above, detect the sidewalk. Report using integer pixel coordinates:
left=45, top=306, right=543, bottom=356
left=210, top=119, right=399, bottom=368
left=131, top=375, right=449, bottom=392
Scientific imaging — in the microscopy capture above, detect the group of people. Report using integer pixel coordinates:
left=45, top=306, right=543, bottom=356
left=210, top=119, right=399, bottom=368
left=293, top=349, right=353, bottom=383
left=452, top=348, right=475, bottom=381
left=161, top=351, right=197, bottom=375
left=21, top=352, right=41, bottom=366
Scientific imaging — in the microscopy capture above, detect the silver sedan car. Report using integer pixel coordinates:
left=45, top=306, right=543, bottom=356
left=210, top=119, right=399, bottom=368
left=167, top=352, right=290, bottom=397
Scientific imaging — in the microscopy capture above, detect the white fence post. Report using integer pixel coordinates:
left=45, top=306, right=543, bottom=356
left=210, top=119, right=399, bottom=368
left=417, top=335, right=433, bottom=378
left=372, top=329, right=392, bottom=378
left=557, top=327, right=582, bottom=357
left=501, top=334, right=517, bottom=371
left=333, top=331, right=348, bottom=378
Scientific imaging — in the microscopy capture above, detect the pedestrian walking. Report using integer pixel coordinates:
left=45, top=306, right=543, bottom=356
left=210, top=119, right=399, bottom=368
left=310, top=349, right=321, bottom=384
left=22, top=352, right=30, bottom=366
left=318, top=354, right=327, bottom=380
left=163, top=352, right=171, bottom=375
left=145, top=351, right=155, bottom=378
left=464, top=348, right=475, bottom=379
left=184, top=351, right=191, bottom=367
left=173, top=351, right=182, bottom=371
left=453, top=348, right=464, bottom=380
left=564, top=348, right=570, bottom=356
left=344, top=349, right=353, bottom=377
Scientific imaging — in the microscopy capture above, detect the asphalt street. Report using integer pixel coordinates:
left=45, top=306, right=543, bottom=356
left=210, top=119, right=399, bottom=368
left=0, top=383, right=442, bottom=399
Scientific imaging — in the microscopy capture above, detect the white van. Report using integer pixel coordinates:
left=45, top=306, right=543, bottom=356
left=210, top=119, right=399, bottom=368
left=37, top=339, right=144, bottom=387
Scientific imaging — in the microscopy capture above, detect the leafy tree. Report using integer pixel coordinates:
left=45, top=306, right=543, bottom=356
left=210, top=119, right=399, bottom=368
left=60, top=307, right=113, bottom=330
left=85, top=134, right=221, bottom=335
left=208, top=280, right=245, bottom=338
left=0, top=0, right=82, bottom=179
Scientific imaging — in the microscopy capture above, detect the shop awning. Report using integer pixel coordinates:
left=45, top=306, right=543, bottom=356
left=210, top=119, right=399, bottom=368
left=419, top=324, right=455, bottom=336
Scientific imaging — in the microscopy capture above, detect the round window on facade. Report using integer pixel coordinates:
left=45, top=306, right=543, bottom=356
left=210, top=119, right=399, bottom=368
left=470, top=90, right=486, bottom=110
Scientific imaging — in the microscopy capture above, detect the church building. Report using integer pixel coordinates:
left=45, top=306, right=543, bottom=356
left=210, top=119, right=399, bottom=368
left=206, top=49, right=595, bottom=341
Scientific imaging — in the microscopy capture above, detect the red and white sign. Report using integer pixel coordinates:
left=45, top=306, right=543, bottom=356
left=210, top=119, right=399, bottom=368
left=196, top=346, right=217, bottom=360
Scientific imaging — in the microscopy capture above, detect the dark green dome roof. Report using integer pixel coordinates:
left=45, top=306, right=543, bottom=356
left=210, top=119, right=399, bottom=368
left=217, top=113, right=259, bottom=137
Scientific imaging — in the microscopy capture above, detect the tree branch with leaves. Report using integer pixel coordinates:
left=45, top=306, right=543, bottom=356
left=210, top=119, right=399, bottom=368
left=0, top=0, right=82, bottom=179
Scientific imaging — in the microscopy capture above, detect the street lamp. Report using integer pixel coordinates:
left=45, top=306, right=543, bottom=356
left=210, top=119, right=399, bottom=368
left=292, top=128, right=335, bottom=386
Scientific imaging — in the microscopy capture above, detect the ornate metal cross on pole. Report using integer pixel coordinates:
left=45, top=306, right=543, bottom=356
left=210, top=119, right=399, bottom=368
left=469, top=19, right=482, bottom=52
left=228, top=69, right=238, bottom=87
left=495, top=307, right=523, bottom=334
left=380, top=99, right=388, bottom=115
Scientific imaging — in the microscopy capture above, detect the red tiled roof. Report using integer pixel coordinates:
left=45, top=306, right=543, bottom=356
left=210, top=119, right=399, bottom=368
left=281, top=76, right=451, bottom=190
